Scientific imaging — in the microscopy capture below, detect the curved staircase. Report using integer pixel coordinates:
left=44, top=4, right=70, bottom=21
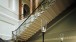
left=12, top=0, right=74, bottom=42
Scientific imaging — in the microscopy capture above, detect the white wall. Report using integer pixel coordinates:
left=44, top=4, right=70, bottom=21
left=9, top=0, right=19, bottom=14
left=0, top=0, right=9, bottom=8
left=0, top=0, right=19, bottom=15
left=0, top=0, right=19, bottom=40
left=0, top=21, right=15, bottom=40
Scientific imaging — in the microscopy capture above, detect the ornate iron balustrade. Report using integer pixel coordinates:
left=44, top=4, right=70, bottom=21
left=12, top=0, right=56, bottom=41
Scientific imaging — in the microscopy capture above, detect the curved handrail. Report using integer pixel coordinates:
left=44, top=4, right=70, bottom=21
left=12, top=0, right=57, bottom=36
left=13, top=0, right=45, bottom=32
left=12, top=0, right=57, bottom=40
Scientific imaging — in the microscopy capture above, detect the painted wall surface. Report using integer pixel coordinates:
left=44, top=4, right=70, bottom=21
left=0, top=21, right=15, bottom=40
left=0, top=0, right=19, bottom=40
left=0, top=0, right=19, bottom=15
left=26, top=7, right=76, bottom=42
left=0, top=0, right=9, bottom=8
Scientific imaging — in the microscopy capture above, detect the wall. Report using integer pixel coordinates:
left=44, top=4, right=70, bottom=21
left=0, top=0, right=19, bottom=40
left=0, top=0, right=9, bottom=8
left=0, top=0, right=19, bottom=15
left=26, top=5, right=76, bottom=42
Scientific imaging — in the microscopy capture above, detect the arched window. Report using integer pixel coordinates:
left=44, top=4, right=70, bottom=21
left=23, top=4, right=30, bottom=18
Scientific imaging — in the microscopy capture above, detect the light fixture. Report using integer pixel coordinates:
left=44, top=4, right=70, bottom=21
left=41, top=19, right=47, bottom=42
left=60, top=33, right=64, bottom=42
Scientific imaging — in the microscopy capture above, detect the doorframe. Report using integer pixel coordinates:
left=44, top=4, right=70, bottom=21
left=19, top=0, right=22, bottom=20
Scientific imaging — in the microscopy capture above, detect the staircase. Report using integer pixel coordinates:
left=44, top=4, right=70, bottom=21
left=12, top=0, right=74, bottom=42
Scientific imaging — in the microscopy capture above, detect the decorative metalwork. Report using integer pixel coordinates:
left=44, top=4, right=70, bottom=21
left=12, top=0, right=56, bottom=41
